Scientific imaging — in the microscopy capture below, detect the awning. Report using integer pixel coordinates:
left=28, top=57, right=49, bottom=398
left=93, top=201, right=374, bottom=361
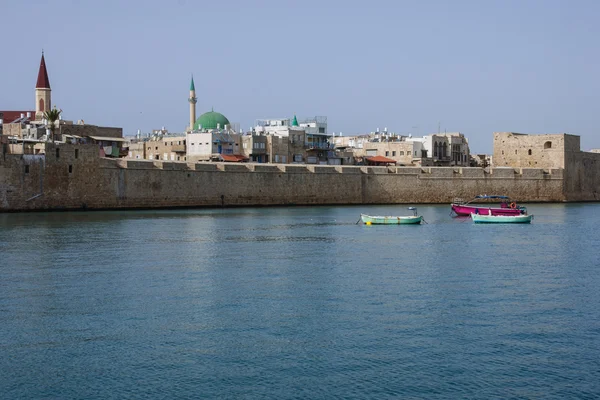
left=88, top=136, right=128, bottom=142
left=220, top=154, right=249, bottom=162
left=365, top=155, right=397, bottom=164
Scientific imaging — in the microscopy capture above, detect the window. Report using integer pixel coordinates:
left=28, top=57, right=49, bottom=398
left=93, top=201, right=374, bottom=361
left=385, top=151, right=389, bottom=156
left=56, top=148, right=60, bottom=159
left=400, top=151, right=404, bottom=156
left=515, top=150, right=517, bottom=154
left=392, top=151, right=396, bottom=156
left=68, top=165, right=73, bottom=174
left=544, top=141, right=552, bottom=149
left=528, top=149, right=532, bottom=155
left=25, top=165, right=30, bottom=174
left=414, top=151, right=417, bottom=156
left=75, top=149, right=79, bottom=159
left=155, top=147, right=158, bottom=150
left=318, top=127, right=325, bottom=133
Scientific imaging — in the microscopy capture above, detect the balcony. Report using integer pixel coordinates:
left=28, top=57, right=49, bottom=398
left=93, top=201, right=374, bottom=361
left=305, top=142, right=333, bottom=150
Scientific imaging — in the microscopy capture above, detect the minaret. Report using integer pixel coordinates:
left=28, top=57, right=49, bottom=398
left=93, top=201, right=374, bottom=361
left=35, top=51, right=51, bottom=120
left=188, top=76, right=197, bottom=131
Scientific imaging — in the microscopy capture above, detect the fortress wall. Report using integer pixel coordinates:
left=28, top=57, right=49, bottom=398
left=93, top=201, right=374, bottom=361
left=459, top=168, right=486, bottom=178
left=563, top=151, right=600, bottom=201
left=490, top=168, right=517, bottom=178
left=0, top=144, right=578, bottom=212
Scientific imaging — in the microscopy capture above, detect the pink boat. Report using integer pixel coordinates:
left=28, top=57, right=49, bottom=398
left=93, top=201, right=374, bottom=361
left=451, top=195, right=527, bottom=216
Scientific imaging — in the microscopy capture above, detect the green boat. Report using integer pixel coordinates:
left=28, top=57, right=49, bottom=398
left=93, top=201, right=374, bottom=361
left=360, top=207, right=423, bottom=225
left=471, top=213, right=533, bottom=224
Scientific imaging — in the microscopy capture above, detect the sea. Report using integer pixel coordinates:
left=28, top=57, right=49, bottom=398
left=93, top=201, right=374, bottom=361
left=1, top=204, right=599, bottom=399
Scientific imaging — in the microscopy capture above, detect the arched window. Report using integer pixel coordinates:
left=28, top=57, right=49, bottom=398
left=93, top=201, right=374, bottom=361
left=528, top=149, right=532, bottom=155
left=544, top=141, right=552, bottom=149
left=443, top=142, right=448, bottom=157
left=434, top=142, right=438, bottom=157
left=39, top=98, right=44, bottom=112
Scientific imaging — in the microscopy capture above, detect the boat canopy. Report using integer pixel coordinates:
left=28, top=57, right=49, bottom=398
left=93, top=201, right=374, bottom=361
left=474, top=195, right=510, bottom=199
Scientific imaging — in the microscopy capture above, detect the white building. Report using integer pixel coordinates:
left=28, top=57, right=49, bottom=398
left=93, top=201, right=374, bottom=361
left=186, top=130, right=240, bottom=162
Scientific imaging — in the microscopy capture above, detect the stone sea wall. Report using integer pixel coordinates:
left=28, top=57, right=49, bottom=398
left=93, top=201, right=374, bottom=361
left=0, top=143, right=573, bottom=212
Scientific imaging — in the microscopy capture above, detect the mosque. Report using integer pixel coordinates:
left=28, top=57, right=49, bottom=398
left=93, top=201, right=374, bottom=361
left=187, top=76, right=231, bottom=132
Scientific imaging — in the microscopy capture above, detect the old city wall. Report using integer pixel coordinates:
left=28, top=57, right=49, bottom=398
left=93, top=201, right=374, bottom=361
left=563, top=150, right=600, bottom=201
left=0, top=143, right=568, bottom=211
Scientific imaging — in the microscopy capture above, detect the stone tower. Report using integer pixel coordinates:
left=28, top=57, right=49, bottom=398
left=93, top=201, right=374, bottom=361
left=188, top=76, right=197, bottom=131
left=35, top=52, right=51, bottom=120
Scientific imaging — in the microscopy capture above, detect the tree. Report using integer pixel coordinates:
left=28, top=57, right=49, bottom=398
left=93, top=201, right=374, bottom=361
left=43, top=107, right=62, bottom=141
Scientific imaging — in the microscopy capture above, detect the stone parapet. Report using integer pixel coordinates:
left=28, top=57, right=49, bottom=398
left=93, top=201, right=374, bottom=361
left=5, top=142, right=600, bottom=212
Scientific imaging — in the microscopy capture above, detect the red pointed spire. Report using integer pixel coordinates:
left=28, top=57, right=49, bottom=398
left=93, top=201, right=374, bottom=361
left=36, top=52, right=51, bottom=89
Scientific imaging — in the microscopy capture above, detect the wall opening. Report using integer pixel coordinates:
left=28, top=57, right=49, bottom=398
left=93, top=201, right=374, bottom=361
left=56, top=148, right=60, bottom=159
left=25, top=165, right=30, bottom=174
left=68, top=165, right=73, bottom=174
left=528, top=149, right=532, bottom=155
left=75, top=149, right=79, bottom=159
left=544, top=141, right=552, bottom=149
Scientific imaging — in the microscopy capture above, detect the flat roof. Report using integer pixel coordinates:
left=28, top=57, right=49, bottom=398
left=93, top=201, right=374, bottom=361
left=89, top=136, right=128, bottom=142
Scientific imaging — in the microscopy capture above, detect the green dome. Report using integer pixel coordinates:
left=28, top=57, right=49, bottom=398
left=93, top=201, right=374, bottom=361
left=193, top=111, right=230, bottom=131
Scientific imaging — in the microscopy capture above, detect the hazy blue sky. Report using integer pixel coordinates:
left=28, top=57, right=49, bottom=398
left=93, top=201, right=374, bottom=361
left=1, top=0, right=598, bottom=152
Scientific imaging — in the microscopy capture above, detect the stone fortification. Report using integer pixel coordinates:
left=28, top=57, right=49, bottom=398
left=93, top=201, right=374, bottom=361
left=1, top=142, right=571, bottom=212
left=493, top=132, right=600, bottom=201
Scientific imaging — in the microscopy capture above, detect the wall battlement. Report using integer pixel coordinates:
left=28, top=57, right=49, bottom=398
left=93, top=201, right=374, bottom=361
left=1, top=141, right=597, bottom=212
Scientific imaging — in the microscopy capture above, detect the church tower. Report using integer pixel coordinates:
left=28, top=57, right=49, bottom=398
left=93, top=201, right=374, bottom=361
left=188, top=76, right=197, bottom=131
left=35, top=52, right=51, bottom=120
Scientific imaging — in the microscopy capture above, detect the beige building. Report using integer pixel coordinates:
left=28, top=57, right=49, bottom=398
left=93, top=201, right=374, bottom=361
left=492, top=132, right=579, bottom=169
left=240, top=133, right=268, bottom=163
left=128, top=135, right=187, bottom=161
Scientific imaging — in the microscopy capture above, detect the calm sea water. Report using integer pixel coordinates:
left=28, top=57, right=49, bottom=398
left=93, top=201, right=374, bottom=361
left=1, top=204, right=599, bottom=399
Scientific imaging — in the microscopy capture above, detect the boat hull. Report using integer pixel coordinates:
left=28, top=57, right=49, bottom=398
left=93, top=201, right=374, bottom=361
left=452, top=204, right=523, bottom=216
left=471, top=214, right=533, bottom=224
left=361, top=214, right=422, bottom=225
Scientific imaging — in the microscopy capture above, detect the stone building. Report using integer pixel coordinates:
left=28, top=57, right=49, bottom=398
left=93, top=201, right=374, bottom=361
left=130, top=135, right=187, bottom=161
left=333, top=131, right=469, bottom=166
left=240, top=133, right=268, bottom=163
left=492, top=132, right=579, bottom=169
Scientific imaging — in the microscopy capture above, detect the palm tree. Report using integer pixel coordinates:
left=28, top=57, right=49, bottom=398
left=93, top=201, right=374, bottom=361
left=43, top=107, right=62, bottom=141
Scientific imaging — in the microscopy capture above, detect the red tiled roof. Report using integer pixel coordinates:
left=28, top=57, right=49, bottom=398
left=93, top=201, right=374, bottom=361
left=365, top=155, right=397, bottom=164
left=220, top=154, right=249, bottom=162
left=36, top=54, right=50, bottom=89
left=0, top=111, right=36, bottom=124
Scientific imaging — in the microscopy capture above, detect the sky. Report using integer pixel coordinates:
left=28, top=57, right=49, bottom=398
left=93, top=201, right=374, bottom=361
left=1, top=0, right=599, bottom=153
